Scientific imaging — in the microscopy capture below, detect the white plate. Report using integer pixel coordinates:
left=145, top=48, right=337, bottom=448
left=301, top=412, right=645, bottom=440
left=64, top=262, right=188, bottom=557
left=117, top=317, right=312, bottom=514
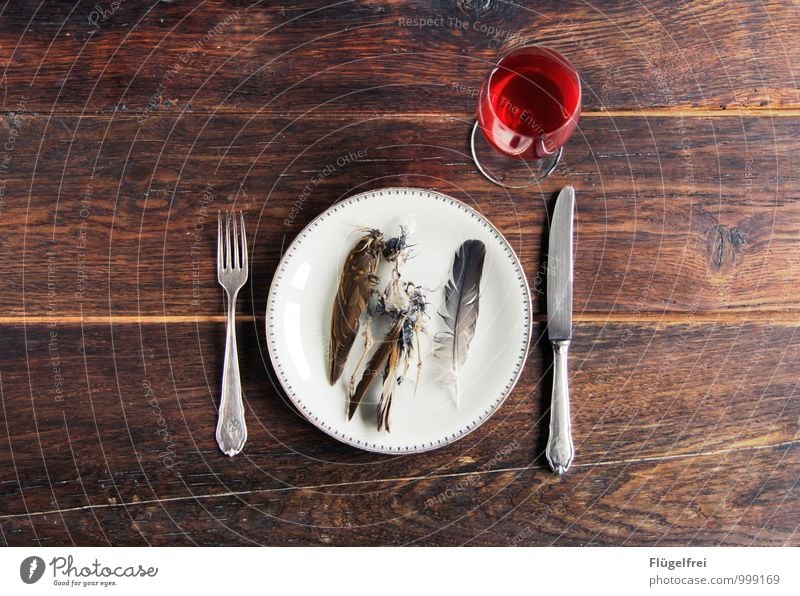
left=266, top=188, right=531, bottom=453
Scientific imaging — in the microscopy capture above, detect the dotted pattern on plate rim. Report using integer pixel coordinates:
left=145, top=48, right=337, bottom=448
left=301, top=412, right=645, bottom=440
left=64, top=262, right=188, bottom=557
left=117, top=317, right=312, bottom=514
left=266, top=188, right=531, bottom=454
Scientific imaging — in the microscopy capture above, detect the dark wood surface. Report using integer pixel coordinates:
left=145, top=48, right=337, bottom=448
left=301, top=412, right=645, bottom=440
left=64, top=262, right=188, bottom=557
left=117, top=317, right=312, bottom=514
left=1, top=0, right=798, bottom=546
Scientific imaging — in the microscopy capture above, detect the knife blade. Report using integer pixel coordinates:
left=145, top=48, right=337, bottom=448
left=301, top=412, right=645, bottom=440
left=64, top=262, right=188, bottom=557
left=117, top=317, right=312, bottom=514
left=547, top=186, right=574, bottom=341
left=545, top=186, right=575, bottom=474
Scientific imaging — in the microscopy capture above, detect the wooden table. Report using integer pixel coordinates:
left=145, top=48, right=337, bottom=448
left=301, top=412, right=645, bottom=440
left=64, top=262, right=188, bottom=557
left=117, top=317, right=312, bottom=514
left=1, top=0, right=798, bottom=546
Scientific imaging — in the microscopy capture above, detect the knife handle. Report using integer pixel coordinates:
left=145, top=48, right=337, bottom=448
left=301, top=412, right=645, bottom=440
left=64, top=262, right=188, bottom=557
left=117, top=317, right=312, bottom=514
left=546, top=340, right=574, bottom=474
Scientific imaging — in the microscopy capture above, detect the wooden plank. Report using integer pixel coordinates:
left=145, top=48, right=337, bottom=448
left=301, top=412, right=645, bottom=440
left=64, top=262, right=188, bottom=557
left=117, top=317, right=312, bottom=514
left=0, top=113, right=798, bottom=318
left=2, top=444, right=797, bottom=546
left=1, top=321, right=798, bottom=546
left=1, top=0, right=798, bottom=114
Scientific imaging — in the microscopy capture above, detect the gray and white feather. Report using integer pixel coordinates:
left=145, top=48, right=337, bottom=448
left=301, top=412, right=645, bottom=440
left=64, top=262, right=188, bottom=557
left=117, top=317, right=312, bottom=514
left=434, top=239, right=486, bottom=407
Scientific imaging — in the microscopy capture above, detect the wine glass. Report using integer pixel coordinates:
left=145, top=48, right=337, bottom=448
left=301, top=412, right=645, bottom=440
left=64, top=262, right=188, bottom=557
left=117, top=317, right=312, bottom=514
left=471, top=46, right=581, bottom=188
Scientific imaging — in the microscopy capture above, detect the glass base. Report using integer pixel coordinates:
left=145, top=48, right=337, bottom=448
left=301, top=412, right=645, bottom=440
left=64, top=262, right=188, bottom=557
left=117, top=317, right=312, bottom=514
left=470, top=121, right=562, bottom=189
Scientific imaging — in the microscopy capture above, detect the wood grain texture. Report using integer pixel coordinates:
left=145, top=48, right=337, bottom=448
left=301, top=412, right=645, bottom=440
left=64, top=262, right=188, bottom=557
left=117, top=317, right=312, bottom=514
left=1, top=322, right=798, bottom=545
left=1, top=0, right=798, bottom=547
left=0, top=113, right=798, bottom=318
left=0, top=0, right=799, bottom=114
left=3, top=445, right=799, bottom=546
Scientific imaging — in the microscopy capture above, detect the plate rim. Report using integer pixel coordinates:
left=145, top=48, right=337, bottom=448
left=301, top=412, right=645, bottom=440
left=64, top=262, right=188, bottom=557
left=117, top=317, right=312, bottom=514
left=265, top=186, right=532, bottom=454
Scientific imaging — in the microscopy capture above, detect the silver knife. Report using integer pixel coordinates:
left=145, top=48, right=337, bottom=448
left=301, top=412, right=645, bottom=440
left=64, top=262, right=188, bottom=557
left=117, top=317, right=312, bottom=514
left=546, top=186, right=575, bottom=474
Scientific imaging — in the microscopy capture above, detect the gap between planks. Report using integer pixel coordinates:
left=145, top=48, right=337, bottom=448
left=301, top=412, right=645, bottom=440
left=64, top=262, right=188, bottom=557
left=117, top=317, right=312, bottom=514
left=0, top=437, right=796, bottom=523
left=3, top=312, right=800, bottom=326
left=2, top=108, right=800, bottom=119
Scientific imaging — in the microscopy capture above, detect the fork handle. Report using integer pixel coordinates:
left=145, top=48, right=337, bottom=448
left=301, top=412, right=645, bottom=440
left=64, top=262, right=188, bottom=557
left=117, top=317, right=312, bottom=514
left=216, top=294, right=247, bottom=456
left=546, top=340, right=574, bottom=474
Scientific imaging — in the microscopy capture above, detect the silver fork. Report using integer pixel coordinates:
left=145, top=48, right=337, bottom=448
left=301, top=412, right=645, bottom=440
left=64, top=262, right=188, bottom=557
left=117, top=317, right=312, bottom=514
left=216, top=211, right=248, bottom=456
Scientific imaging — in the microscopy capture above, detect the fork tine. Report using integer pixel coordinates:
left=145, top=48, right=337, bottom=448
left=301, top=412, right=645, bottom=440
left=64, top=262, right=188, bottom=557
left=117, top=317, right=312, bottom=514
left=232, top=210, right=240, bottom=269
left=217, top=211, right=223, bottom=275
left=239, top=212, right=247, bottom=272
left=225, top=210, right=232, bottom=270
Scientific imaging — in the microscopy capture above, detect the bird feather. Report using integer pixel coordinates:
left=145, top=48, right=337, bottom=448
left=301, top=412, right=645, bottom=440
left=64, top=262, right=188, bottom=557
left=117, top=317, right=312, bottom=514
left=328, top=230, right=383, bottom=385
left=377, top=335, right=402, bottom=432
left=433, top=239, right=486, bottom=407
left=348, top=318, right=403, bottom=420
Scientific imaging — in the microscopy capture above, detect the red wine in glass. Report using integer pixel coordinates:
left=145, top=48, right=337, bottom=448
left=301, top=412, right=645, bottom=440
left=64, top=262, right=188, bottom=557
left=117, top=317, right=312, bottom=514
left=472, top=46, right=581, bottom=187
